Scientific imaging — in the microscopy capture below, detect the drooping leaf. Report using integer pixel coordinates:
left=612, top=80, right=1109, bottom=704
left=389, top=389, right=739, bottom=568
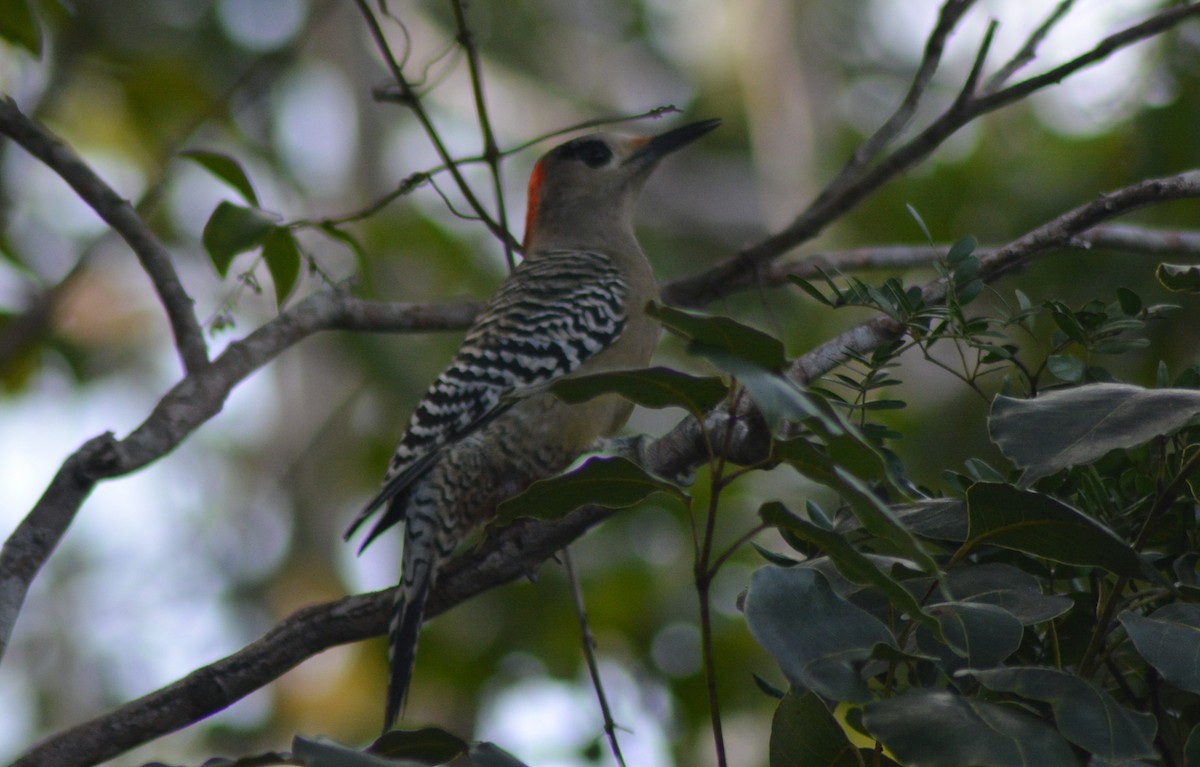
left=989, top=384, right=1200, bottom=483
left=774, top=439, right=938, bottom=574
left=697, top=346, right=843, bottom=435
left=494, top=456, right=686, bottom=525
left=863, top=690, right=1077, bottom=767
left=646, top=302, right=786, bottom=370
left=920, top=602, right=1023, bottom=671
left=939, top=562, right=1072, bottom=625
left=967, top=667, right=1157, bottom=761
left=965, top=483, right=1144, bottom=578
left=202, top=201, right=275, bottom=277
left=369, top=727, right=469, bottom=762
left=1119, top=604, right=1200, bottom=694
left=0, top=0, right=41, bottom=57
left=744, top=566, right=896, bottom=703
left=294, top=735, right=421, bottom=766
left=180, top=149, right=260, bottom=205
left=1046, top=354, right=1085, bottom=383
left=884, top=499, right=968, bottom=542
left=263, top=227, right=302, bottom=306
left=760, top=502, right=935, bottom=631
left=769, top=689, right=862, bottom=767
left=946, top=235, right=977, bottom=266
left=549, top=366, right=729, bottom=417
left=1156, top=262, right=1200, bottom=293
left=467, top=742, right=531, bottom=767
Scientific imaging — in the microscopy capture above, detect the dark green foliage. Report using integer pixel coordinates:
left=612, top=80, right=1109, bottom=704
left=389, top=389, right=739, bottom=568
left=541, top=281, right=1200, bottom=765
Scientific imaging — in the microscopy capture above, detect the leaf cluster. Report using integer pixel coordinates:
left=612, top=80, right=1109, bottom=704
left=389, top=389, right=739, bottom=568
left=497, top=274, right=1200, bottom=766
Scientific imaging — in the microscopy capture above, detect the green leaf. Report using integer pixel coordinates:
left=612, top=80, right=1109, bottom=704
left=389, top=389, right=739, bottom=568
left=1156, top=262, right=1200, bottom=293
left=939, top=562, right=1072, bottom=625
left=774, top=439, right=938, bottom=575
left=549, top=366, right=729, bottom=417
left=295, top=735, right=420, bottom=766
left=1116, top=287, right=1143, bottom=316
left=1046, top=354, right=1084, bottom=382
left=968, top=667, right=1157, bottom=761
left=863, top=690, right=1078, bottom=767
left=369, top=726, right=469, bottom=762
left=495, top=456, right=686, bottom=525
left=646, top=302, right=786, bottom=370
left=769, top=689, right=862, bottom=767
left=918, top=602, right=1023, bottom=673
left=1119, top=604, right=1200, bottom=694
left=760, top=502, right=936, bottom=632
left=202, top=201, right=275, bottom=277
left=468, top=742, right=531, bottom=767
left=890, top=499, right=968, bottom=542
left=180, top=149, right=260, bottom=205
left=696, top=347, right=842, bottom=436
left=965, top=483, right=1144, bottom=578
left=946, top=235, right=977, bottom=266
left=989, top=383, right=1200, bottom=483
left=906, top=203, right=934, bottom=243
left=262, top=227, right=302, bottom=306
left=0, top=0, right=40, bottom=57
left=1185, top=724, right=1200, bottom=767
left=744, top=565, right=896, bottom=703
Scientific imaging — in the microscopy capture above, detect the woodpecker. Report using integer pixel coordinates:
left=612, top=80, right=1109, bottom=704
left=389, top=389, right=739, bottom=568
left=345, top=118, right=720, bottom=731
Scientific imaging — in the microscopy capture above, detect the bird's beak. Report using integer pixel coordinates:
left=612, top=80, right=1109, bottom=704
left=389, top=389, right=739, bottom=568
left=626, top=118, right=722, bottom=165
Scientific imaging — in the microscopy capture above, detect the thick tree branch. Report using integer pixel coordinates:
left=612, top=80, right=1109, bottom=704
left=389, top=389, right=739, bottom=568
left=10, top=394, right=755, bottom=767
left=0, top=97, right=209, bottom=375
left=661, top=2, right=1200, bottom=309
left=0, top=290, right=480, bottom=666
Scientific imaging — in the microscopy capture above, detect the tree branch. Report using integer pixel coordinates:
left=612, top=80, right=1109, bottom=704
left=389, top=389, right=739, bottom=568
left=0, top=97, right=210, bottom=375
left=661, top=2, right=1200, bottom=309
left=790, top=170, right=1200, bottom=385
left=0, top=289, right=481, bottom=666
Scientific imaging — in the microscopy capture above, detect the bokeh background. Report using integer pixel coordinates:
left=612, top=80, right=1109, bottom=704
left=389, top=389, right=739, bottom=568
left=2, top=1, right=1199, bottom=765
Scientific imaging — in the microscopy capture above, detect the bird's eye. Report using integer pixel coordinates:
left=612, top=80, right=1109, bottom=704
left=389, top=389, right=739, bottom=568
left=563, top=139, right=613, bottom=168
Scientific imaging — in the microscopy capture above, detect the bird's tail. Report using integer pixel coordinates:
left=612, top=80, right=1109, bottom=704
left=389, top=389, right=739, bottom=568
left=383, top=519, right=437, bottom=733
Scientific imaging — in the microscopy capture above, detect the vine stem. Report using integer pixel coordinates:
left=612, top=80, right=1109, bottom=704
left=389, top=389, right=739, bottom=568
left=562, top=547, right=627, bottom=767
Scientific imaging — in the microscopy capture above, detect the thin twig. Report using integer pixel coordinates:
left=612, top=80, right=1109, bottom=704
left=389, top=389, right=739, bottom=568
left=826, top=0, right=975, bottom=194
left=352, top=0, right=521, bottom=252
left=0, top=97, right=209, bottom=374
left=292, top=105, right=678, bottom=231
left=984, top=0, right=1076, bottom=94
left=450, top=0, right=515, bottom=269
left=562, top=547, right=627, bottom=767
left=662, top=2, right=1200, bottom=309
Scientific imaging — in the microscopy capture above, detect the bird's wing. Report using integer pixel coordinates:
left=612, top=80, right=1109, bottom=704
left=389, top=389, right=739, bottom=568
left=345, top=250, right=629, bottom=545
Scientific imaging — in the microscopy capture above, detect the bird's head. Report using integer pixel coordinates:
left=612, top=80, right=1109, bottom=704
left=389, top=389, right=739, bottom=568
left=523, top=118, right=721, bottom=251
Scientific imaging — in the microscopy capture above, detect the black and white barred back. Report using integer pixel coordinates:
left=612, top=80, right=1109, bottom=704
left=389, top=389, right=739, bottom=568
left=344, top=248, right=629, bottom=549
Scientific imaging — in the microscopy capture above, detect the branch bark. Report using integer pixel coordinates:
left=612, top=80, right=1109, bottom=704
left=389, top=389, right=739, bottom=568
left=0, top=97, right=209, bottom=375
left=660, top=2, right=1200, bottom=309
left=0, top=290, right=480, bottom=666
